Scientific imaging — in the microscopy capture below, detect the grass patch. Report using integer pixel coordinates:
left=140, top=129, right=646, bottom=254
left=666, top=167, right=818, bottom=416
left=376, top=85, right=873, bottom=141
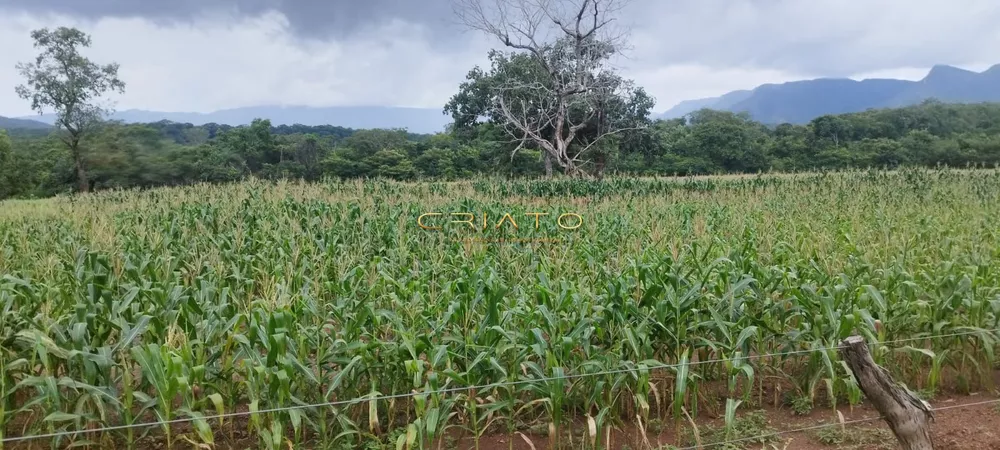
left=815, top=426, right=895, bottom=449
left=693, top=410, right=781, bottom=450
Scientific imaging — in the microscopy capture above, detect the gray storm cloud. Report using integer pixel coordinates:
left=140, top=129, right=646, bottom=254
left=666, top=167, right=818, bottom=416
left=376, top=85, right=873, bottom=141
left=3, top=0, right=999, bottom=76
left=627, top=0, right=1000, bottom=75
left=0, top=0, right=460, bottom=40
left=1, top=0, right=999, bottom=117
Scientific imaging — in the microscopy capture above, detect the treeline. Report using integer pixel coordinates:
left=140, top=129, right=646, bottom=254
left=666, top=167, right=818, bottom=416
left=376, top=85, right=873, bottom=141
left=2, top=99, right=1000, bottom=199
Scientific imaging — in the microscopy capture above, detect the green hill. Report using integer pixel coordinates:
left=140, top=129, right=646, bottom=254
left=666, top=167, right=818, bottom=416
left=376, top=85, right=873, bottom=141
left=0, top=116, right=52, bottom=131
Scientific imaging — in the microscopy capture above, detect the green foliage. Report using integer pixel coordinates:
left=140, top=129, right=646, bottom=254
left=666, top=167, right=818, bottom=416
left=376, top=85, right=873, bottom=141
left=14, top=27, right=125, bottom=125
left=7, top=101, right=1000, bottom=200
left=413, top=148, right=457, bottom=178
left=0, top=131, right=12, bottom=199
left=15, top=26, right=126, bottom=193
left=322, top=148, right=372, bottom=179
left=445, top=45, right=654, bottom=177
left=342, top=128, right=413, bottom=156
left=368, top=149, right=416, bottom=180
left=698, top=411, right=778, bottom=450
left=1, top=169, right=999, bottom=448
left=215, top=118, right=279, bottom=172
left=815, top=426, right=894, bottom=449
left=790, top=396, right=813, bottom=416
left=687, top=110, right=771, bottom=173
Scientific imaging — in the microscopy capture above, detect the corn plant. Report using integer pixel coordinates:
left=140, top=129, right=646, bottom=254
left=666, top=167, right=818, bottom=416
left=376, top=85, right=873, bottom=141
left=0, top=169, right=997, bottom=448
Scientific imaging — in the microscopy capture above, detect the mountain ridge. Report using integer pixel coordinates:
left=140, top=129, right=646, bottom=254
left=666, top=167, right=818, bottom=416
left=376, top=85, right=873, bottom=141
left=16, top=105, right=452, bottom=134
left=7, top=63, right=1000, bottom=131
left=660, top=64, right=1000, bottom=123
left=0, top=116, right=52, bottom=130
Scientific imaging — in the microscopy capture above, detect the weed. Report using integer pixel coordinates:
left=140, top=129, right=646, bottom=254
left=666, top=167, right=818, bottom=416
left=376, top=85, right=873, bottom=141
left=790, top=396, right=814, bottom=416
left=815, top=426, right=895, bottom=449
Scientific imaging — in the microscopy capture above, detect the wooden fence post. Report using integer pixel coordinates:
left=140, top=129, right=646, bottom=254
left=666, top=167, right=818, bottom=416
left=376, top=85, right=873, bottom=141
left=839, top=335, right=935, bottom=450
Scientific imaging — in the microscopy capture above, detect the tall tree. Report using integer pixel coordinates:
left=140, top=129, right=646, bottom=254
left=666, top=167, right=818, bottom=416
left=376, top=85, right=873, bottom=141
left=0, top=130, right=13, bottom=199
left=686, top=110, right=770, bottom=173
left=452, top=0, right=648, bottom=177
left=15, top=27, right=125, bottom=193
left=294, top=134, right=324, bottom=178
left=215, top=118, right=278, bottom=172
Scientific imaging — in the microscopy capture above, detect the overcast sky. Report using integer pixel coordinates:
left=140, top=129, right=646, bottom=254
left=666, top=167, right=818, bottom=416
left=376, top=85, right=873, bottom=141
left=1, top=0, right=999, bottom=118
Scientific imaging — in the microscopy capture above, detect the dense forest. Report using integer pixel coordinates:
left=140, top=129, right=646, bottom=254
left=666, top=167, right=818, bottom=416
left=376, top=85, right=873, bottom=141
left=5, top=26, right=1000, bottom=200
left=2, top=99, right=1000, bottom=200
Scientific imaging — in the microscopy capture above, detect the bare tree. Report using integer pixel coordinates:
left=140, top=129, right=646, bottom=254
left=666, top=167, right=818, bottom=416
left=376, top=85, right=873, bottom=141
left=453, top=0, right=642, bottom=177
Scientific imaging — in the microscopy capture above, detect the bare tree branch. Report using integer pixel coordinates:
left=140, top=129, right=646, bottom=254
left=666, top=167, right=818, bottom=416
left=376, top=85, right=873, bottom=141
left=453, top=0, right=643, bottom=177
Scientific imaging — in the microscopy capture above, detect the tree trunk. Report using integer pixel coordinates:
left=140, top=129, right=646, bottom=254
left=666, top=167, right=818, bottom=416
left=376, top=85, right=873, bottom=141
left=563, top=161, right=578, bottom=177
left=71, top=141, right=89, bottom=193
left=595, top=152, right=607, bottom=181
left=839, top=336, right=935, bottom=450
left=544, top=151, right=553, bottom=179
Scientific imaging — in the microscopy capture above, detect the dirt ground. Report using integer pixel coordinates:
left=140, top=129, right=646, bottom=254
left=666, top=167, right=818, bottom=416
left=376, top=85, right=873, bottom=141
left=462, top=393, right=1000, bottom=450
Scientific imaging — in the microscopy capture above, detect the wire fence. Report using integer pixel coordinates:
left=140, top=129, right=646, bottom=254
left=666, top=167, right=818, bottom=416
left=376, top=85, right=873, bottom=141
left=2, top=327, right=998, bottom=446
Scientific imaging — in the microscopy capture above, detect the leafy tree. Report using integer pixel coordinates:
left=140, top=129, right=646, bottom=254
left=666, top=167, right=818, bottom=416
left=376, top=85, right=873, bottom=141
left=424, top=133, right=457, bottom=149
left=446, top=48, right=652, bottom=178
left=414, top=148, right=456, bottom=178
left=368, top=149, right=416, bottom=180
left=290, top=134, right=325, bottom=180
left=15, top=27, right=126, bottom=193
left=323, top=148, right=372, bottom=179
left=768, top=123, right=812, bottom=170
left=8, top=100, right=1000, bottom=196
left=320, top=129, right=416, bottom=179
left=0, top=131, right=13, bottom=199
left=194, top=145, right=247, bottom=183
left=83, top=122, right=174, bottom=189
left=342, top=129, right=412, bottom=156
left=687, top=109, right=770, bottom=173
left=216, top=119, right=279, bottom=172
left=295, top=135, right=321, bottom=167
left=1, top=133, right=71, bottom=198
left=852, top=138, right=907, bottom=167
left=452, top=0, right=651, bottom=178
left=260, top=160, right=308, bottom=180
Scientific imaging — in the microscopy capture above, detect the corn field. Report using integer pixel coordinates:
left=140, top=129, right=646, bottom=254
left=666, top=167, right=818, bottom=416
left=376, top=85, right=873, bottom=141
left=1, top=167, right=999, bottom=449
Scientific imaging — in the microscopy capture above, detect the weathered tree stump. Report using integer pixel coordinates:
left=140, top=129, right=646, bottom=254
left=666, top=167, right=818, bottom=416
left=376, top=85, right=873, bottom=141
left=839, top=335, right=935, bottom=450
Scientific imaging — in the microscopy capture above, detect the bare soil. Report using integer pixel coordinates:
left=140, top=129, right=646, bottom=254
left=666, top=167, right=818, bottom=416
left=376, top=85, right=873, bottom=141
left=457, top=393, right=1000, bottom=450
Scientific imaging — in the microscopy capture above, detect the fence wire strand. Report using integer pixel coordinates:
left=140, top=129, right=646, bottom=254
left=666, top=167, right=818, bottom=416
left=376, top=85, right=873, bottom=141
left=2, top=327, right=998, bottom=445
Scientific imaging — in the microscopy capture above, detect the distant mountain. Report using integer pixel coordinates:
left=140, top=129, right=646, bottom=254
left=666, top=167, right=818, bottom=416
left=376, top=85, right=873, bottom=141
left=661, top=90, right=753, bottom=119
left=15, top=64, right=1000, bottom=131
left=0, top=116, right=51, bottom=130
left=659, top=64, right=1000, bottom=124
left=19, top=105, right=452, bottom=134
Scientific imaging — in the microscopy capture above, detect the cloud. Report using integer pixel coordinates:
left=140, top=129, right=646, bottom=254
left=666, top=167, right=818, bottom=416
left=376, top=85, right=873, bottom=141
left=9, top=0, right=1000, bottom=74
left=1, top=0, right=999, bottom=117
left=0, top=0, right=463, bottom=41
left=0, top=11, right=493, bottom=117
left=627, top=0, right=1000, bottom=76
